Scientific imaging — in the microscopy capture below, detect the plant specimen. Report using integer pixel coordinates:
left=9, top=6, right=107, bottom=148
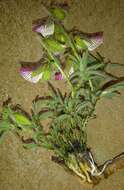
left=0, top=3, right=124, bottom=185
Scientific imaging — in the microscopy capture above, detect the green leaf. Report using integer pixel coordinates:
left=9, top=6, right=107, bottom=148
left=107, top=62, right=124, bottom=68
left=76, top=101, right=91, bottom=113
left=64, top=57, right=74, bottom=75
left=0, top=121, right=10, bottom=143
left=39, top=111, right=54, bottom=120
left=87, top=63, right=105, bottom=71
left=108, top=82, right=124, bottom=90
left=0, top=121, right=10, bottom=130
left=101, top=82, right=124, bottom=97
left=55, top=114, right=69, bottom=122
left=88, top=70, right=107, bottom=78
left=68, top=54, right=79, bottom=65
left=23, top=143, right=38, bottom=149
left=40, top=138, right=53, bottom=149
left=13, top=113, right=32, bottom=126
left=32, top=96, right=52, bottom=113
left=80, top=50, right=88, bottom=72
left=101, top=91, right=120, bottom=98
left=32, top=131, right=43, bottom=141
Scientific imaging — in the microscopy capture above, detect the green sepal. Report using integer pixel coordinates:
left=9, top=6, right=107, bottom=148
left=42, top=66, right=51, bottom=80
left=74, top=35, right=88, bottom=50
left=54, top=33, right=67, bottom=44
left=49, top=7, right=66, bottom=20
left=31, top=66, right=43, bottom=77
left=54, top=24, right=64, bottom=34
left=44, top=38, right=65, bottom=53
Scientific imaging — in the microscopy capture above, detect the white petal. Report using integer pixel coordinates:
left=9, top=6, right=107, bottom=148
left=20, top=71, right=43, bottom=83
left=41, top=23, right=54, bottom=37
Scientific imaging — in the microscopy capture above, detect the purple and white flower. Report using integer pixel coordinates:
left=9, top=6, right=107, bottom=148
left=20, top=67, right=43, bottom=83
left=32, top=18, right=54, bottom=37
left=85, top=32, right=103, bottom=51
left=54, top=72, right=63, bottom=80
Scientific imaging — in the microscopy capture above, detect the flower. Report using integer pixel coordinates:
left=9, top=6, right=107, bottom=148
left=54, top=66, right=74, bottom=81
left=20, top=67, right=43, bottom=83
left=32, top=17, right=54, bottom=37
left=20, top=67, right=64, bottom=82
left=54, top=72, right=63, bottom=80
left=85, top=32, right=103, bottom=51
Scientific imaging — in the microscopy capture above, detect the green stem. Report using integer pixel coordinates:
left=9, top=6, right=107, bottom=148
left=59, top=25, right=80, bottom=61
left=82, top=96, right=99, bottom=132
left=39, top=37, right=75, bottom=96
left=89, top=80, right=94, bottom=91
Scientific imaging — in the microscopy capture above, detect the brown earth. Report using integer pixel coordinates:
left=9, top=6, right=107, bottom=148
left=0, top=0, right=124, bottom=189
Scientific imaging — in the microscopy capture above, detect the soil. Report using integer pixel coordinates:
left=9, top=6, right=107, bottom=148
left=0, top=0, right=124, bottom=189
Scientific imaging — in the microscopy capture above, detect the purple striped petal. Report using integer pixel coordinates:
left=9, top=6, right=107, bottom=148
left=54, top=67, right=74, bottom=80
left=20, top=67, right=43, bottom=83
left=32, top=22, right=54, bottom=37
left=55, top=72, right=63, bottom=80
left=85, top=32, right=103, bottom=51
left=20, top=66, right=74, bottom=82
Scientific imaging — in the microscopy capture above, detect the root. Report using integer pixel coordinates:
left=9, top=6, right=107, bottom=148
left=77, top=151, right=124, bottom=185
left=53, top=151, right=124, bottom=185
left=91, top=152, right=124, bottom=185
left=100, top=152, right=124, bottom=178
left=88, top=151, right=112, bottom=176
